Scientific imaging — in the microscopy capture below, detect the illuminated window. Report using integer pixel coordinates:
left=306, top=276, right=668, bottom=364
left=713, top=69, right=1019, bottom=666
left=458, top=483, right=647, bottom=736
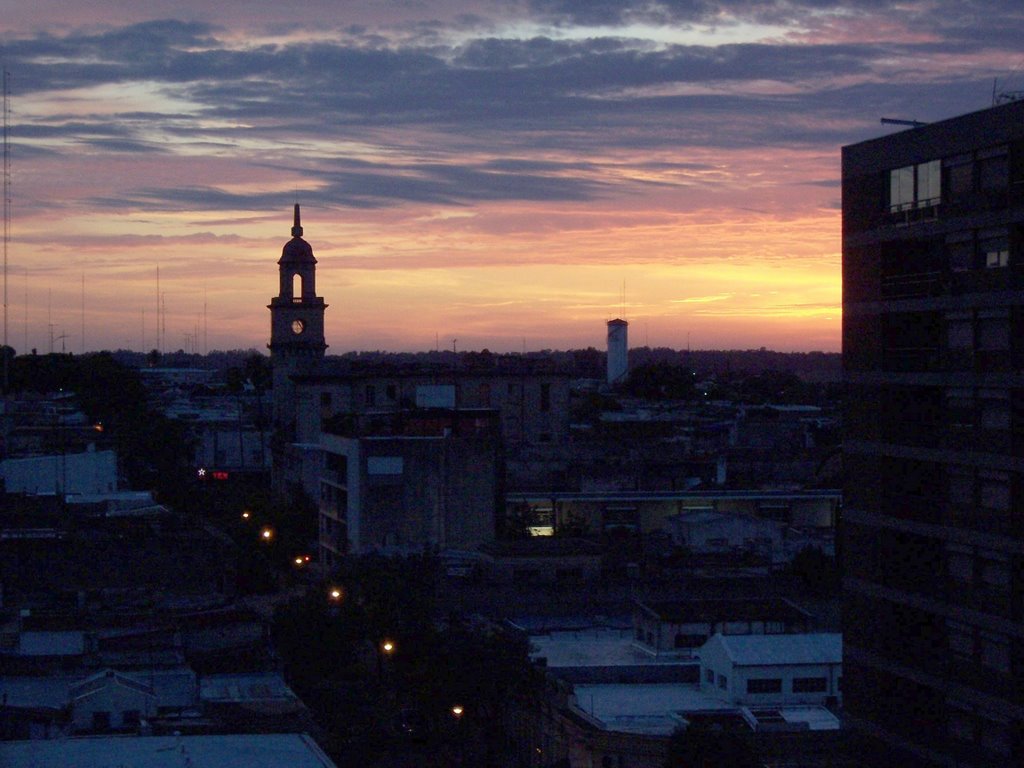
left=980, top=229, right=1010, bottom=268
left=889, top=159, right=941, bottom=211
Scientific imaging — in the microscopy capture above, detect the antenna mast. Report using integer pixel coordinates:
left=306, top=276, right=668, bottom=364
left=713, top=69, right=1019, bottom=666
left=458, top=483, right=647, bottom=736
left=3, top=69, right=10, bottom=391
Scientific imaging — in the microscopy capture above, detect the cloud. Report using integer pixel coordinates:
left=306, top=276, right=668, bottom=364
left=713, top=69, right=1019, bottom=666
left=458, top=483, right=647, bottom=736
left=671, top=293, right=735, bottom=303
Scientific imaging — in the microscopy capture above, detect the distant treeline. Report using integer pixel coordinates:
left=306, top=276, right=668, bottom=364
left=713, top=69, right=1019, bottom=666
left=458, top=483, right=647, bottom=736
left=8, top=345, right=840, bottom=383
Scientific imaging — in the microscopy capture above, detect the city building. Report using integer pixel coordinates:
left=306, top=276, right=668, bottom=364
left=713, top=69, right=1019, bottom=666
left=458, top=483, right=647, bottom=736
left=0, top=447, right=117, bottom=495
left=318, top=408, right=501, bottom=563
left=842, top=100, right=1024, bottom=765
left=505, top=489, right=839, bottom=538
left=268, top=204, right=327, bottom=444
left=699, top=632, right=842, bottom=708
left=607, top=318, right=628, bottom=386
left=0, top=733, right=338, bottom=768
left=513, top=619, right=841, bottom=768
left=632, top=598, right=814, bottom=658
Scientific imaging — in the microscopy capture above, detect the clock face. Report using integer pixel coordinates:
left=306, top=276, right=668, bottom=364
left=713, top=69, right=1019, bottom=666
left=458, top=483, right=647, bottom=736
left=291, top=319, right=305, bottom=335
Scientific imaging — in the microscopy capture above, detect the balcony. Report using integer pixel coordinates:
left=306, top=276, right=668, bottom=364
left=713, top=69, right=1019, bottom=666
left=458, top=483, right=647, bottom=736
left=882, top=347, right=943, bottom=372
left=880, top=270, right=945, bottom=299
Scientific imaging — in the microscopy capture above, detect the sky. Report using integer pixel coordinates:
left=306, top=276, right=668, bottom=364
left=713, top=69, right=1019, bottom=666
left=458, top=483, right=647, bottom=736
left=0, top=1, right=1022, bottom=355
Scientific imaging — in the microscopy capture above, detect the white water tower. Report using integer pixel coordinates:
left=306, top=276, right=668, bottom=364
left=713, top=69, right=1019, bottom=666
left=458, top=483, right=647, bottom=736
left=606, top=318, right=628, bottom=386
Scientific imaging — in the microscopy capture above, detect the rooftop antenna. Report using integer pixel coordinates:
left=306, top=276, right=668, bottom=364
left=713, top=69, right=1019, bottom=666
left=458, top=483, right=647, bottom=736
left=156, top=264, right=160, bottom=353
left=2, top=68, right=10, bottom=390
left=880, top=118, right=927, bottom=128
left=80, top=272, right=85, bottom=354
left=992, top=76, right=1024, bottom=106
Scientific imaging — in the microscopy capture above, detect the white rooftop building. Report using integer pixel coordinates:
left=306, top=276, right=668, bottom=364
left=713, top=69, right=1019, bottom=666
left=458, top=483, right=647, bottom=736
left=699, top=632, right=842, bottom=708
left=0, top=733, right=337, bottom=768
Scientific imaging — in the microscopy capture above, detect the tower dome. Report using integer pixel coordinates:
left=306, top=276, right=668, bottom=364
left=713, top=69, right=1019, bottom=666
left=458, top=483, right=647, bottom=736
left=279, top=204, right=316, bottom=265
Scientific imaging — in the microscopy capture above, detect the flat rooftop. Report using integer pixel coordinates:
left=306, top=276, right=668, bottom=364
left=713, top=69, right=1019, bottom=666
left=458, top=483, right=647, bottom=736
left=573, top=683, right=840, bottom=736
left=530, top=629, right=688, bottom=669
left=507, top=489, right=841, bottom=503
left=574, top=683, right=732, bottom=735
left=0, top=733, right=337, bottom=768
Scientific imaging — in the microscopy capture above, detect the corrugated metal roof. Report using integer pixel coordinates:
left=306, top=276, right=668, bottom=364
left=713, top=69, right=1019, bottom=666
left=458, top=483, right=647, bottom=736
left=712, top=633, right=841, bottom=666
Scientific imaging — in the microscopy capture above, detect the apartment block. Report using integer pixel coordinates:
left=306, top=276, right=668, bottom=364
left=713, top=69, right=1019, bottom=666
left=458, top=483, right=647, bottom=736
left=842, top=101, right=1024, bottom=765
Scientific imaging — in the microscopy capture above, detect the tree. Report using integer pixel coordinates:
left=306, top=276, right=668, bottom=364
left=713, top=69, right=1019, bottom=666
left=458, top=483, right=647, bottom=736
left=789, top=546, right=839, bottom=595
left=664, top=723, right=760, bottom=768
left=624, top=362, right=696, bottom=400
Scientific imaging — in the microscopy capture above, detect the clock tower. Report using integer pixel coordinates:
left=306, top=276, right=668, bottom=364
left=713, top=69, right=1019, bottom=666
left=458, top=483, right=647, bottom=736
left=269, top=204, right=327, bottom=437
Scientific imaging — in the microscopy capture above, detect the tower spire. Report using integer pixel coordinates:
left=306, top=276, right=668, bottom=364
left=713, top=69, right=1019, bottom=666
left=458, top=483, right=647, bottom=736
left=291, top=203, right=303, bottom=238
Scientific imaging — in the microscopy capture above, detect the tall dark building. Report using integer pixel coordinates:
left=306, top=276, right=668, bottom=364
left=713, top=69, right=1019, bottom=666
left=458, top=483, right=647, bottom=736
left=842, top=102, right=1024, bottom=765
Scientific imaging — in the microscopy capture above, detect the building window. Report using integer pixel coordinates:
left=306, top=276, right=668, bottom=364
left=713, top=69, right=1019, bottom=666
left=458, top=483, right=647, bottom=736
left=717, top=674, right=728, bottom=690
left=978, top=147, right=1009, bottom=191
left=947, top=233, right=974, bottom=272
left=675, top=633, right=706, bottom=649
left=705, top=668, right=715, bottom=684
left=367, top=456, right=403, bottom=475
left=946, top=154, right=974, bottom=198
left=980, top=632, right=1011, bottom=672
left=947, top=544, right=974, bottom=585
left=978, top=550, right=1011, bottom=590
left=746, top=678, right=782, bottom=694
left=948, top=708, right=975, bottom=744
left=123, top=710, right=141, bottom=728
left=92, top=711, right=111, bottom=731
left=980, top=229, right=1010, bottom=268
left=889, top=159, right=941, bottom=211
left=947, top=619, right=975, bottom=659
left=792, top=677, right=828, bottom=693
left=980, top=717, right=1013, bottom=757
left=977, top=313, right=1011, bottom=351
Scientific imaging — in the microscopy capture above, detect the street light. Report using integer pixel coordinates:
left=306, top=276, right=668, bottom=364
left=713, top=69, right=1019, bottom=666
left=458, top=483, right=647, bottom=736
left=378, top=639, right=395, bottom=681
left=328, top=587, right=343, bottom=601
left=451, top=705, right=464, bottom=718
left=260, top=527, right=273, bottom=541
left=241, top=510, right=251, bottom=520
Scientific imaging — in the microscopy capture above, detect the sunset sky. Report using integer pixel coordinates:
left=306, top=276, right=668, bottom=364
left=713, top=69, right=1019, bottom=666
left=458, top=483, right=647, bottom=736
left=1, top=0, right=1021, bottom=354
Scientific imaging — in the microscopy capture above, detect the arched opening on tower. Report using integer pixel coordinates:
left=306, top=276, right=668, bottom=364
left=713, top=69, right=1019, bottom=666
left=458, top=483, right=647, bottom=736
left=292, top=272, right=303, bottom=303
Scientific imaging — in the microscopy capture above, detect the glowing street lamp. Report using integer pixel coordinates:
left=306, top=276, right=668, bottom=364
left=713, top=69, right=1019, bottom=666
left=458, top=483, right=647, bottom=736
left=241, top=511, right=251, bottom=520
left=451, top=705, right=464, bottom=719
left=260, top=527, right=273, bottom=542
left=378, top=639, right=395, bottom=681
left=328, top=587, right=343, bottom=602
